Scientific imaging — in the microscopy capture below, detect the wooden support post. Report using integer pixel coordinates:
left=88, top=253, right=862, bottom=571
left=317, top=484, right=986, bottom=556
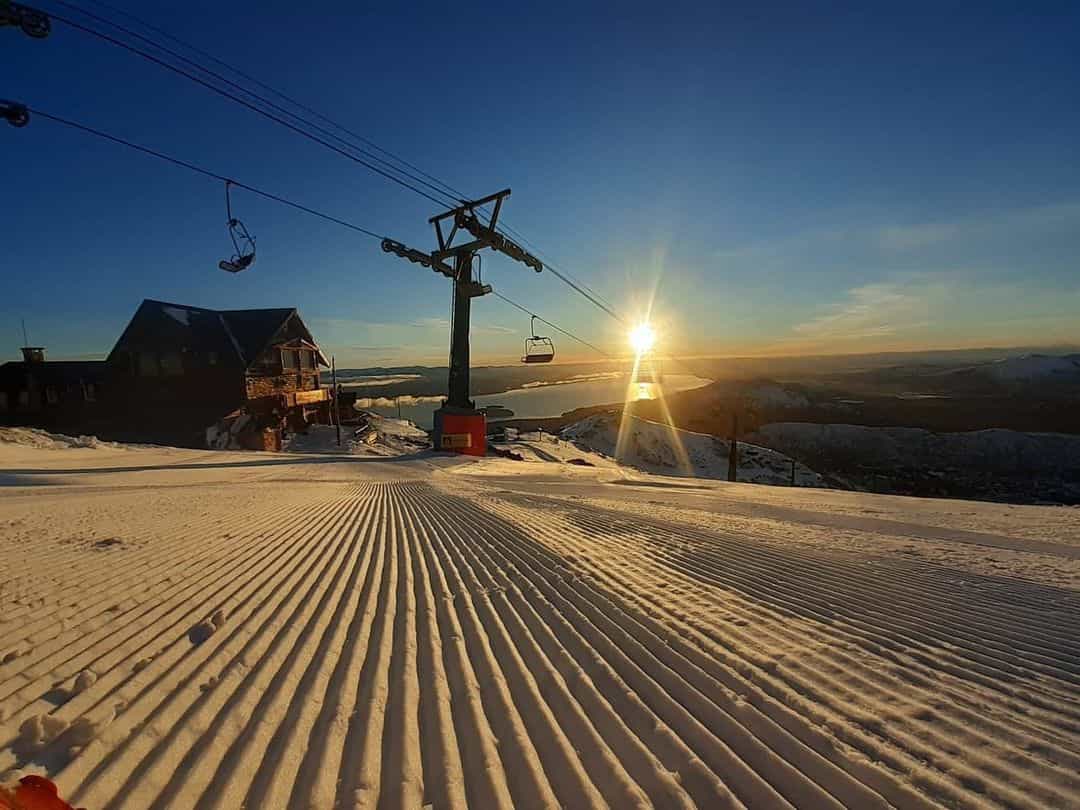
left=331, top=356, right=341, bottom=447
left=727, top=413, right=738, bottom=482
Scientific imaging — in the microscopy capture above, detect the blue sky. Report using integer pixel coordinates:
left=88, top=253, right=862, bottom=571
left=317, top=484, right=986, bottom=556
left=4, top=0, right=1079, bottom=366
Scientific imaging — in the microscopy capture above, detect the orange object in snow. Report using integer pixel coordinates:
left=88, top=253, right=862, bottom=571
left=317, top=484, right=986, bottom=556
left=436, top=411, right=486, bottom=456
left=0, top=776, right=84, bottom=810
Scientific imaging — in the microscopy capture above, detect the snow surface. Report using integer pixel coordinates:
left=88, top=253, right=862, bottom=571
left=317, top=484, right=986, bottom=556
left=1, top=435, right=1078, bottom=808
left=0, top=428, right=126, bottom=451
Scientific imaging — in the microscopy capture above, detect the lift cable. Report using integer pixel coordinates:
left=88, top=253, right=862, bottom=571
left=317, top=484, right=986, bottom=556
left=43, top=2, right=626, bottom=325
left=491, top=292, right=614, bottom=358
left=23, top=106, right=614, bottom=360
left=70, top=0, right=466, bottom=204
left=47, top=0, right=463, bottom=209
left=42, top=9, right=455, bottom=208
left=494, top=219, right=619, bottom=313
left=29, top=107, right=387, bottom=239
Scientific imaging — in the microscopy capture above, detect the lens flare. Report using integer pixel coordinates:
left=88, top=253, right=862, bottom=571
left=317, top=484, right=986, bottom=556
left=629, top=323, right=656, bottom=354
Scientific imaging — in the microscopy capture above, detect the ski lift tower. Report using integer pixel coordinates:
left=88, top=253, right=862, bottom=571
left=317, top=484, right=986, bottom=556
left=381, top=189, right=542, bottom=455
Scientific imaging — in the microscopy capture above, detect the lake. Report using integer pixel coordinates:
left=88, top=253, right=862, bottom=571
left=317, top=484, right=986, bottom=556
left=358, top=373, right=712, bottom=428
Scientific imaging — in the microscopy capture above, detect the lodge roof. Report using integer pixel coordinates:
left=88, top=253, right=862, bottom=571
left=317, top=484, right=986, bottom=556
left=110, top=300, right=328, bottom=368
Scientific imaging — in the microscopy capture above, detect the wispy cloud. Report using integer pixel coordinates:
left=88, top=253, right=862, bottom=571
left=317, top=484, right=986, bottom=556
left=875, top=202, right=1080, bottom=253
left=713, top=201, right=1080, bottom=272
left=791, top=282, right=935, bottom=343
left=876, top=223, right=960, bottom=251
left=474, top=324, right=516, bottom=336
left=406, top=317, right=512, bottom=335
left=781, top=275, right=1080, bottom=354
left=410, top=317, right=451, bottom=330
left=313, top=316, right=512, bottom=337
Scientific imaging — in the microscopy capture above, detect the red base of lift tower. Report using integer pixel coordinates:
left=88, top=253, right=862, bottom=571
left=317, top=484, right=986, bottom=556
left=433, top=407, right=486, bottom=456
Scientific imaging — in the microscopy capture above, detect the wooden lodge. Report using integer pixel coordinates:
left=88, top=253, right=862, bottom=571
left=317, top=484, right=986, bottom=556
left=0, top=299, right=332, bottom=449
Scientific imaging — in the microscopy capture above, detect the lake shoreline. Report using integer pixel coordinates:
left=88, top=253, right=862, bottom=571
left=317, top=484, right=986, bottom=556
left=360, top=374, right=713, bottom=429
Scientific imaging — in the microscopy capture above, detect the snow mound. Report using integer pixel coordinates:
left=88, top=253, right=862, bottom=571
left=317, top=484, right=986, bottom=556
left=983, top=353, right=1080, bottom=381
left=562, top=413, right=825, bottom=486
left=284, top=416, right=429, bottom=457
left=0, top=428, right=122, bottom=450
left=490, top=431, right=618, bottom=469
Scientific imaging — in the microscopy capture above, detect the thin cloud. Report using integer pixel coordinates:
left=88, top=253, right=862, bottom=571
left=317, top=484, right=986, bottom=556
left=714, top=200, right=1080, bottom=265
left=877, top=223, right=960, bottom=251
left=474, top=324, right=516, bottom=335
left=410, top=317, right=451, bottom=330
left=878, top=202, right=1080, bottom=252
left=792, top=283, right=933, bottom=342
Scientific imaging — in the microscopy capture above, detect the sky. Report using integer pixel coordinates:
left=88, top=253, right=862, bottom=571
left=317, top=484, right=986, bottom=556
left=4, top=0, right=1080, bottom=367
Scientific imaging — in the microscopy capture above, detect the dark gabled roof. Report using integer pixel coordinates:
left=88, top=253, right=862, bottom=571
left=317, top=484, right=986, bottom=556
left=110, top=299, right=327, bottom=368
left=109, top=300, right=237, bottom=364
left=217, top=307, right=297, bottom=367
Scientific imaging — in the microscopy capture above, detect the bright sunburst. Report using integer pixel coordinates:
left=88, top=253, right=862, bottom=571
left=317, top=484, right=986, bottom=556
left=629, top=323, right=656, bottom=355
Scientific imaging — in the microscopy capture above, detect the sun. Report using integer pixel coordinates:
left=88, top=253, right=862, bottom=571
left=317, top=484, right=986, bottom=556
left=629, top=323, right=656, bottom=355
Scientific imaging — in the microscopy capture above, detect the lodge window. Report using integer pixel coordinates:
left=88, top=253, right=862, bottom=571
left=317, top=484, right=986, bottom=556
left=160, top=352, right=184, bottom=376
left=207, top=351, right=219, bottom=366
left=300, top=350, right=315, bottom=370
left=83, top=382, right=97, bottom=402
left=45, top=385, right=59, bottom=405
left=281, top=349, right=299, bottom=370
left=0, top=392, right=7, bottom=410
left=18, top=390, right=30, bottom=408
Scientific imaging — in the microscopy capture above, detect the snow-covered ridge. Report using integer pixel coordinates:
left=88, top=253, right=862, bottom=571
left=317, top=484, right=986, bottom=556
left=751, top=422, right=1080, bottom=473
left=982, top=353, right=1080, bottom=381
left=562, top=412, right=825, bottom=486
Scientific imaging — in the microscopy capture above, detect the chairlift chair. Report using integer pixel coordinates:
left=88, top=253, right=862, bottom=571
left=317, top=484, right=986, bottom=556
left=1, top=3, right=51, bottom=39
left=521, top=315, right=555, bottom=364
left=218, top=180, right=256, bottom=273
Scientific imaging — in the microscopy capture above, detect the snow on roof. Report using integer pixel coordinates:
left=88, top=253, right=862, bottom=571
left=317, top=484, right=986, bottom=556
left=161, top=305, right=192, bottom=327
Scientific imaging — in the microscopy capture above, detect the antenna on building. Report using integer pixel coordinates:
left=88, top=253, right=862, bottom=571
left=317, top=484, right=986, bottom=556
left=21, top=318, right=29, bottom=347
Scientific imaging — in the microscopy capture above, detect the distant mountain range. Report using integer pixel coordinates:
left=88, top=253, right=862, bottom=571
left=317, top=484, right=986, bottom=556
left=978, top=353, right=1080, bottom=381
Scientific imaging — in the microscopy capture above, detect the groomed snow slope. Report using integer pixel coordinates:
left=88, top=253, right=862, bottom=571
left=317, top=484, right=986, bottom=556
left=1, top=438, right=1078, bottom=809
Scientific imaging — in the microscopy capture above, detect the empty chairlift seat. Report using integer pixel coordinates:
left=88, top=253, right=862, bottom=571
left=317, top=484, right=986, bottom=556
left=522, top=335, right=555, bottom=363
left=521, top=315, right=555, bottom=363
